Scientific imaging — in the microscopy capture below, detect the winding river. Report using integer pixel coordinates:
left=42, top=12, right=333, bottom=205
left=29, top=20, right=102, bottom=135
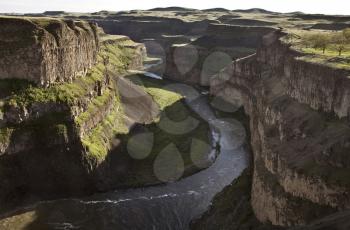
left=0, top=74, right=249, bottom=230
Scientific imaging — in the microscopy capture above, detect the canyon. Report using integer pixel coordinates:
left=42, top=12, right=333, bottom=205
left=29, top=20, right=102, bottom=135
left=0, top=7, right=350, bottom=230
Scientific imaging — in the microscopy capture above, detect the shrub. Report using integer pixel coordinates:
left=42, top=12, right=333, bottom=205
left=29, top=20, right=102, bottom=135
left=343, top=28, right=350, bottom=42
left=332, top=32, right=347, bottom=56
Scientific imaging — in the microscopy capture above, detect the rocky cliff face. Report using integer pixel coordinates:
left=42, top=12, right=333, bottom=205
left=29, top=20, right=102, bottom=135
left=210, top=30, right=350, bottom=226
left=0, top=17, right=150, bottom=212
left=0, top=17, right=99, bottom=86
left=164, top=25, right=274, bottom=86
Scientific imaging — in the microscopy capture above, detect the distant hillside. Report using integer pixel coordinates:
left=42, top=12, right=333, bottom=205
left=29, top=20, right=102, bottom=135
left=233, top=8, right=276, bottom=14
left=149, top=7, right=195, bottom=11
left=43, top=11, right=65, bottom=15
left=292, top=13, right=350, bottom=21
left=202, top=8, right=231, bottom=12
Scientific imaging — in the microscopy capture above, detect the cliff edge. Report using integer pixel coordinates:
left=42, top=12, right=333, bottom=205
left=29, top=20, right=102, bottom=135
left=0, top=16, right=100, bottom=86
left=0, top=16, right=150, bottom=212
left=209, top=30, right=350, bottom=226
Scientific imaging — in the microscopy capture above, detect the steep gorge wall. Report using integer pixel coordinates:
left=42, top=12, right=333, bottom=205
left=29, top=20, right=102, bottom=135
left=0, top=17, right=99, bottom=86
left=91, top=18, right=212, bottom=58
left=93, top=17, right=194, bottom=41
left=257, top=33, right=350, bottom=119
left=210, top=30, right=350, bottom=226
left=0, top=17, right=150, bottom=213
left=163, top=25, right=274, bottom=86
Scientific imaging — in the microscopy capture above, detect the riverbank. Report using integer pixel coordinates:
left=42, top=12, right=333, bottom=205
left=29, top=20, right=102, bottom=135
left=191, top=98, right=281, bottom=230
left=107, top=74, right=216, bottom=188
left=0, top=77, right=248, bottom=230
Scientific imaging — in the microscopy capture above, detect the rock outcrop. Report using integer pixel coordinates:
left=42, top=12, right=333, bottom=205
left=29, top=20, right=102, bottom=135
left=210, top=30, right=350, bottom=226
left=0, top=17, right=99, bottom=86
left=0, top=17, right=149, bottom=213
left=0, top=16, right=214, bottom=216
left=164, top=25, right=274, bottom=86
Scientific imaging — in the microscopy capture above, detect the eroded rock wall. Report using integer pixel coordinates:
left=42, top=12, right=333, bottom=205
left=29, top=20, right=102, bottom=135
left=0, top=17, right=99, bottom=86
left=257, top=32, right=350, bottom=119
left=164, top=25, right=274, bottom=86
left=210, top=30, right=350, bottom=226
left=0, top=19, right=148, bottom=212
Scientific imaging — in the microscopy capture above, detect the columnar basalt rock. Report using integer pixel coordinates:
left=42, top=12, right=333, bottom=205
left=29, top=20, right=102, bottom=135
left=210, top=30, right=350, bottom=226
left=0, top=17, right=99, bottom=86
left=257, top=32, right=350, bottom=119
left=0, top=17, right=149, bottom=212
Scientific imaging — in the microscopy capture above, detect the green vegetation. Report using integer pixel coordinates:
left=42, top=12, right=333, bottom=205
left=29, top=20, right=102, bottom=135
left=112, top=75, right=211, bottom=187
left=81, top=95, right=128, bottom=161
left=127, top=75, right=208, bottom=158
left=3, top=41, right=135, bottom=109
left=0, top=128, right=14, bottom=145
left=0, top=110, right=70, bottom=154
left=71, top=43, right=135, bottom=161
left=296, top=29, right=350, bottom=56
left=127, top=75, right=183, bottom=110
left=68, top=43, right=135, bottom=160
left=285, top=28, right=350, bottom=69
left=146, top=87, right=182, bottom=110
left=114, top=100, right=211, bottom=187
left=75, top=89, right=113, bottom=126
left=29, top=17, right=62, bottom=28
left=151, top=101, right=209, bottom=166
left=79, top=74, right=209, bottom=166
left=0, top=79, right=34, bottom=99
left=0, top=35, right=137, bottom=162
left=296, top=55, right=350, bottom=70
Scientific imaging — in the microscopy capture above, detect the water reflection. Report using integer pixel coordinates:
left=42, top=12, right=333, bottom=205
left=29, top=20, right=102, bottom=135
left=0, top=83, right=248, bottom=230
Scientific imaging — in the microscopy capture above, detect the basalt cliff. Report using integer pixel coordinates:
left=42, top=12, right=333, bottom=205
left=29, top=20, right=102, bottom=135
left=0, top=15, right=213, bottom=216
left=208, top=30, right=350, bottom=226
left=0, top=16, right=156, bottom=212
left=70, top=9, right=350, bottom=229
left=0, top=8, right=350, bottom=230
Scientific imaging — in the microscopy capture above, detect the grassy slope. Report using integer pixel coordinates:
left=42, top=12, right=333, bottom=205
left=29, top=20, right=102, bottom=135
left=0, top=40, right=136, bottom=161
left=2, top=43, right=133, bottom=107
left=74, top=43, right=135, bottom=160
left=112, top=74, right=212, bottom=187
left=282, top=30, right=350, bottom=70
left=128, top=74, right=210, bottom=167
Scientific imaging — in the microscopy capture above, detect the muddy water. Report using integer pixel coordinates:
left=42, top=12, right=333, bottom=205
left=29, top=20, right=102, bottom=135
left=0, top=80, right=248, bottom=230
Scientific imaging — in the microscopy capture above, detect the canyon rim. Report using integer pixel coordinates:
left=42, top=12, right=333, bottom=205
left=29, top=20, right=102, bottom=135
left=0, top=3, right=350, bottom=230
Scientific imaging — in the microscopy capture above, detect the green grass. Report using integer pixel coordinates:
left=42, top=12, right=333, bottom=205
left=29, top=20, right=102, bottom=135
left=75, top=89, right=113, bottom=126
left=114, top=100, right=211, bottom=187
left=0, top=79, right=34, bottom=99
left=111, top=75, right=211, bottom=187
left=283, top=30, right=350, bottom=69
left=0, top=110, right=70, bottom=154
left=126, top=74, right=183, bottom=110
left=29, top=17, right=62, bottom=28
left=0, top=35, right=138, bottom=162
left=4, top=41, right=135, bottom=109
left=75, top=42, right=137, bottom=161
left=150, top=100, right=209, bottom=165
left=144, top=87, right=183, bottom=110
left=126, top=75, right=206, bottom=168
left=81, top=94, right=128, bottom=161
left=0, top=128, right=14, bottom=146
left=302, top=47, right=350, bottom=57
left=297, top=55, right=350, bottom=70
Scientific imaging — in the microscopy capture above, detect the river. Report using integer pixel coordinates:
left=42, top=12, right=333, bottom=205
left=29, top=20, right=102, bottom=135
left=0, top=74, right=249, bottom=230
